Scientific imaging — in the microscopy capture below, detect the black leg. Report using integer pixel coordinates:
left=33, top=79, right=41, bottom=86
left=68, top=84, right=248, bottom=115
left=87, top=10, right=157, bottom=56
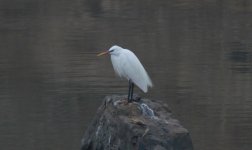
left=128, top=80, right=132, bottom=101
left=130, top=83, right=134, bottom=101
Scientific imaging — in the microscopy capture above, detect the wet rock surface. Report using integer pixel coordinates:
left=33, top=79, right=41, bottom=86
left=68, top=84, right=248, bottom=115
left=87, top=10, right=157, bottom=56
left=81, top=95, right=193, bottom=150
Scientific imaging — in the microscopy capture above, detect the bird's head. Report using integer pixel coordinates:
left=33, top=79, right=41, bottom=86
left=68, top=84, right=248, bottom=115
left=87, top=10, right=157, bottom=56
left=97, top=45, right=122, bottom=56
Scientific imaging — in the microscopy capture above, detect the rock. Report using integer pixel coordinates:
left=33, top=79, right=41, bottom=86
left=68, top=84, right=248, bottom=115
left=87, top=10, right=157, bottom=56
left=81, top=95, right=193, bottom=150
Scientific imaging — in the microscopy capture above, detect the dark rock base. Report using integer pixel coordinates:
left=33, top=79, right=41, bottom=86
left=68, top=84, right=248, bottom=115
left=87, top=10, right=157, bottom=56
left=81, top=95, right=193, bottom=150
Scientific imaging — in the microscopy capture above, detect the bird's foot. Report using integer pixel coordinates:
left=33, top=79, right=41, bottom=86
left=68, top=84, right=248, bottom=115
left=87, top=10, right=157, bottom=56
left=120, top=98, right=138, bottom=105
left=129, top=96, right=141, bottom=103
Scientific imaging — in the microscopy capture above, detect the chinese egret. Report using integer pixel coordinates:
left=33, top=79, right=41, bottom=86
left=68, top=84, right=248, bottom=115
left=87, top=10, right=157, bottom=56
left=97, top=45, right=153, bottom=102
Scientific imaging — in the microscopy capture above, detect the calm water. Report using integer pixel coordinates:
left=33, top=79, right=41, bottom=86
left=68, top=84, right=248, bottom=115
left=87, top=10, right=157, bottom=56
left=0, top=0, right=252, bottom=150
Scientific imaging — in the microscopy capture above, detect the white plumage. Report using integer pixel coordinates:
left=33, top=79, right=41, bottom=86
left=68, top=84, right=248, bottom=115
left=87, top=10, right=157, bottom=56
left=97, top=45, right=152, bottom=102
left=109, top=46, right=152, bottom=93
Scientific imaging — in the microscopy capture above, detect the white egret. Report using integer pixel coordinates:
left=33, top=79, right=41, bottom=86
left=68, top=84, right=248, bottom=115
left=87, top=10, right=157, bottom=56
left=97, top=45, right=153, bottom=102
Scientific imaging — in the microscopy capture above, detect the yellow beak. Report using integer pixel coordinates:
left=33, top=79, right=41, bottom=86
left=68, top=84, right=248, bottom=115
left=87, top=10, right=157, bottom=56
left=97, top=51, right=109, bottom=56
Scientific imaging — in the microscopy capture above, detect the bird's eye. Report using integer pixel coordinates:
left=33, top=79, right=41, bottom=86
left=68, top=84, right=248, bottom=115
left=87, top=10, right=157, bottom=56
left=110, top=50, right=114, bottom=52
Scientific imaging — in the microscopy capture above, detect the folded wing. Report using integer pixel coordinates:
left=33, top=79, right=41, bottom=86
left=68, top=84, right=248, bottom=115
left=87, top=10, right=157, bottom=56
left=111, top=49, right=152, bottom=93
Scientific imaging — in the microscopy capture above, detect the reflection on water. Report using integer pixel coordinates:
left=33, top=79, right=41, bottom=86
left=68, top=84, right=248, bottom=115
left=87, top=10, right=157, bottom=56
left=0, top=0, right=252, bottom=150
